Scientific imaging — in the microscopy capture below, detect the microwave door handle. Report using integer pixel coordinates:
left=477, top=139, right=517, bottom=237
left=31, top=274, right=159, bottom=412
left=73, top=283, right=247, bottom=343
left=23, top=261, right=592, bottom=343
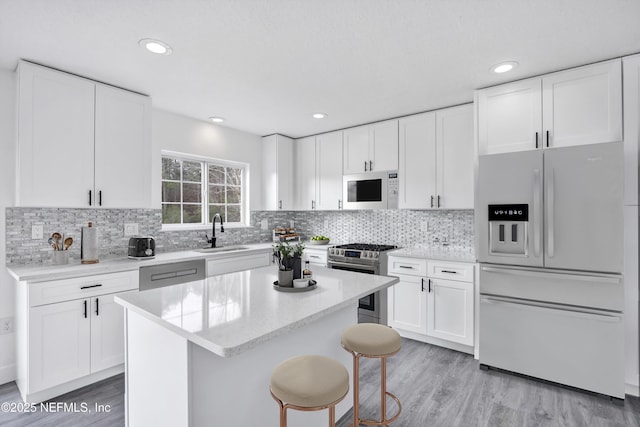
left=533, top=168, right=542, bottom=258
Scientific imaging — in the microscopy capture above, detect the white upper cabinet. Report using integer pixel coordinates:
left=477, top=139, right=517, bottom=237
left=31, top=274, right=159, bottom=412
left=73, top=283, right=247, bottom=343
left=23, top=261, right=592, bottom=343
left=542, top=59, right=622, bottom=149
left=315, top=131, right=343, bottom=210
left=399, top=112, right=437, bottom=209
left=16, top=61, right=152, bottom=208
left=294, top=136, right=317, bottom=210
left=94, top=84, right=151, bottom=209
left=436, top=104, right=475, bottom=209
left=343, top=119, right=398, bottom=174
left=478, top=59, right=622, bottom=155
left=17, top=61, right=96, bottom=208
left=293, top=131, right=343, bottom=210
left=262, top=134, right=294, bottom=210
left=623, top=54, right=640, bottom=206
left=399, top=104, right=474, bottom=209
left=477, top=78, right=542, bottom=155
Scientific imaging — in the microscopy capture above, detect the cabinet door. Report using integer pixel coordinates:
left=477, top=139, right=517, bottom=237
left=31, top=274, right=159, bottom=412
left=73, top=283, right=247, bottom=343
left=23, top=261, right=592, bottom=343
left=262, top=135, right=294, bottom=210
left=90, top=292, right=131, bottom=372
left=427, top=278, right=474, bottom=346
left=398, top=112, right=436, bottom=209
left=343, top=125, right=370, bottom=174
left=542, top=59, right=622, bottom=149
left=276, top=135, right=294, bottom=210
left=436, top=104, right=474, bottom=209
left=316, top=131, right=343, bottom=210
left=370, top=119, right=399, bottom=171
left=94, top=85, right=152, bottom=208
left=387, top=275, right=427, bottom=335
left=29, top=299, right=91, bottom=392
left=17, top=61, right=95, bottom=207
left=294, top=136, right=317, bottom=210
left=477, top=78, right=542, bottom=155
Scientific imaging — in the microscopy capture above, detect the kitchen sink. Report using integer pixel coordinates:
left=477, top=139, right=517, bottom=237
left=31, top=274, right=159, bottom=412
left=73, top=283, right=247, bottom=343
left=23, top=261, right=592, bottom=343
left=195, top=246, right=250, bottom=253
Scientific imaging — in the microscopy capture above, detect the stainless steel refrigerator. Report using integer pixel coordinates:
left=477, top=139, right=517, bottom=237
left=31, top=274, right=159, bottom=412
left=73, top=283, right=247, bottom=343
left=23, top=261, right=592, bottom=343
left=477, top=141, right=625, bottom=399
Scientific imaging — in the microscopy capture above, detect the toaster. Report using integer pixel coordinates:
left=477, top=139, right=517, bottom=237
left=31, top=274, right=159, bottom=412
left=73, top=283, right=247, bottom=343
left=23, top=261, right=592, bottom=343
left=128, top=236, right=156, bottom=259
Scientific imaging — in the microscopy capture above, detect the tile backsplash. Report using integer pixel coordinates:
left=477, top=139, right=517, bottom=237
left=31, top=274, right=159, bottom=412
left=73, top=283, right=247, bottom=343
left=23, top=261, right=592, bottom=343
left=5, top=208, right=474, bottom=265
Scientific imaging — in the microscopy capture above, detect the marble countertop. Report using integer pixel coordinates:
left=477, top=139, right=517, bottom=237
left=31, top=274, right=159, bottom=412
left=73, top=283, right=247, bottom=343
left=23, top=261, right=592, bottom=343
left=115, top=265, right=399, bottom=357
left=7, top=243, right=275, bottom=283
left=388, top=247, right=476, bottom=263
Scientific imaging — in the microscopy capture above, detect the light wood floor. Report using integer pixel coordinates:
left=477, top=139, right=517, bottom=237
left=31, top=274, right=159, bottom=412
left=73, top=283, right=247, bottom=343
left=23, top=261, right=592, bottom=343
left=1, top=338, right=639, bottom=426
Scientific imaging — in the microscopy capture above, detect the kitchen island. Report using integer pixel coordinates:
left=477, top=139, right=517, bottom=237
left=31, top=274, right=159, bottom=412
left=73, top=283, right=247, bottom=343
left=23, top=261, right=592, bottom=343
left=115, top=265, right=399, bottom=427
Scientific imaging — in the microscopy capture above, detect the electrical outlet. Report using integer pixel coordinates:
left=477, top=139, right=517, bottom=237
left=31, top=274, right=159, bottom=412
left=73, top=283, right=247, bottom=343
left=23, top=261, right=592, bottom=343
left=32, top=224, right=43, bottom=239
left=124, top=223, right=139, bottom=236
left=289, top=220, right=295, bottom=228
left=420, top=221, right=429, bottom=233
left=0, top=317, right=14, bottom=335
left=260, top=219, right=268, bottom=230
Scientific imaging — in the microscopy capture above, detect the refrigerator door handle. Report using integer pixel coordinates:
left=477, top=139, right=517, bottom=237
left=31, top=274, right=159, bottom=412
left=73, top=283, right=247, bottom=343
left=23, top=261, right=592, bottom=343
left=532, top=168, right=542, bottom=258
left=547, top=168, right=555, bottom=258
left=480, top=265, right=621, bottom=284
left=480, top=296, right=622, bottom=322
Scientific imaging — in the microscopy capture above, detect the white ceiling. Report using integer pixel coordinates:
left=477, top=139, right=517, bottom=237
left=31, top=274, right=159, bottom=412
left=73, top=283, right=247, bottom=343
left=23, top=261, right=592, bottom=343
left=1, top=0, right=639, bottom=139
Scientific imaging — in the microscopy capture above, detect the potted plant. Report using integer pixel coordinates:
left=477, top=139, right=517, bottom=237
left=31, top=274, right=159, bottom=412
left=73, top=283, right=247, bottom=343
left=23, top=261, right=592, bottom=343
left=273, top=241, right=305, bottom=286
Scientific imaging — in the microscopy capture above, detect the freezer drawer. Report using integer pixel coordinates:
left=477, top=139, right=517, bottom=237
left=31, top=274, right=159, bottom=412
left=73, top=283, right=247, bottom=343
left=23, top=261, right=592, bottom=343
left=480, top=295, right=624, bottom=398
left=480, top=265, right=623, bottom=311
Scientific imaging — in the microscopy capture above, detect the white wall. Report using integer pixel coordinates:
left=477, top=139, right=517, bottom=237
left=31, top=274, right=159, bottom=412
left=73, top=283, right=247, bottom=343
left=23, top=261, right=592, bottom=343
left=0, top=67, right=16, bottom=384
left=151, top=109, right=263, bottom=212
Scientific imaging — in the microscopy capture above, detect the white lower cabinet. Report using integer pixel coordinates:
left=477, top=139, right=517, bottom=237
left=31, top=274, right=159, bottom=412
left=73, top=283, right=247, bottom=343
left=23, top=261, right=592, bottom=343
left=16, top=271, right=138, bottom=403
left=387, top=255, right=476, bottom=353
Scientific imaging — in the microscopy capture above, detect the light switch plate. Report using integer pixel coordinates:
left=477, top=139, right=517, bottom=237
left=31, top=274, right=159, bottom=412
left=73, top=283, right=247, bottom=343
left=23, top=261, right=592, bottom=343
left=124, top=223, right=139, bottom=236
left=31, top=224, right=43, bottom=239
left=289, top=220, right=295, bottom=228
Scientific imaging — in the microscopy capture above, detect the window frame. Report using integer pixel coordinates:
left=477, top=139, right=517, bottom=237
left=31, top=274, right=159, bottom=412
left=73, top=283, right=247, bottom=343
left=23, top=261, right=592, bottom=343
left=161, top=150, right=250, bottom=230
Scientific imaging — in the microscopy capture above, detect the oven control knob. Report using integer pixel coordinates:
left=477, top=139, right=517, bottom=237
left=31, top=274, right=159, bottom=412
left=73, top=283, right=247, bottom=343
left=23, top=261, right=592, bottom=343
left=329, top=249, right=334, bottom=255
left=374, top=253, right=379, bottom=258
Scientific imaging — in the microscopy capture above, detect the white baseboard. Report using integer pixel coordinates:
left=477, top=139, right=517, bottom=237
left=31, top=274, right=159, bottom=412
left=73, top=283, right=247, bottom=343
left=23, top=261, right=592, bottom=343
left=0, top=363, right=16, bottom=386
left=626, top=381, right=640, bottom=397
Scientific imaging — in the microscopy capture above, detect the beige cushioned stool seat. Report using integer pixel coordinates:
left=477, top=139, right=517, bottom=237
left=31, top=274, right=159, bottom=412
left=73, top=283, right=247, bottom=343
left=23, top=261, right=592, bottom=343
left=341, top=323, right=401, bottom=356
left=270, top=355, right=349, bottom=408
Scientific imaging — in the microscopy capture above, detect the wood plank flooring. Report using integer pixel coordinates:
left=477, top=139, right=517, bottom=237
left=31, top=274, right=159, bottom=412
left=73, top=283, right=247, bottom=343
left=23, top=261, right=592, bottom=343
left=0, top=338, right=639, bottom=426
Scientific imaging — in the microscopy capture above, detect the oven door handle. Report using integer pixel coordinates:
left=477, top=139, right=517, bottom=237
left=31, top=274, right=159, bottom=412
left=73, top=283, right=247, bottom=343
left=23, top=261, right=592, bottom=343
left=327, top=261, right=377, bottom=273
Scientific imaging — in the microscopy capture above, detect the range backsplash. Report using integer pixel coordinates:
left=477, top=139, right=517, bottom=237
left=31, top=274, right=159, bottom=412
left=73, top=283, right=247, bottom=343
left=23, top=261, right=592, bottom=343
left=5, top=208, right=474, bottom=265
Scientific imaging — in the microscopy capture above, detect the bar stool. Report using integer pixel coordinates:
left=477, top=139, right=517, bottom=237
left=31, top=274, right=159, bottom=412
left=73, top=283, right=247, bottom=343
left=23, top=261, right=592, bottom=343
left=270, top=355, right=349, bottom=427
left=341, top=323, right=402, bottom=426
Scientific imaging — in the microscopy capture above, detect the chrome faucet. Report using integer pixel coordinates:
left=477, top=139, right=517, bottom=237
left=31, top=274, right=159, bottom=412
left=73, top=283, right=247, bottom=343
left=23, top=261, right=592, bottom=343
left=205, top=213, right=225, bottom=248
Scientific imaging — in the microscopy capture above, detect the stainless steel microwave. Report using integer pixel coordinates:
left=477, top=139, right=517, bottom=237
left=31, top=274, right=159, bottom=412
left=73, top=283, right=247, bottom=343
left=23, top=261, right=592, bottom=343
left=342, top=171, right=399, bottom=209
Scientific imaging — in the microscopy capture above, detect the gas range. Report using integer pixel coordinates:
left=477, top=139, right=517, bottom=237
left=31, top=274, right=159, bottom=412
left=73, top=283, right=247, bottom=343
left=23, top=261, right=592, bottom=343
left=326, top=243, right=398, bottom=325
left=327, top=243, right=397, bottom=269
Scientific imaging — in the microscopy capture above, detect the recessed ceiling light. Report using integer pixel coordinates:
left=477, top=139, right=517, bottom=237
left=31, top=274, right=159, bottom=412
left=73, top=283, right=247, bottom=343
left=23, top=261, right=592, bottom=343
left=491, top=61, right=518, bottom=74
left=209, top=116, right=225, bottom=123
left=312, top=113, right=327, bottom=119
left=138, top=38, right=173, bottom=55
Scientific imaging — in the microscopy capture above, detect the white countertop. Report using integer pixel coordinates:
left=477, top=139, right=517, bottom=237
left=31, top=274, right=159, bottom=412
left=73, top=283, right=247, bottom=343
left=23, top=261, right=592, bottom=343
left=7, top=243, right=274, bottom=283
left=115, top=265, right=399, bottom=357
left=388, top=247, right=476, bottom=263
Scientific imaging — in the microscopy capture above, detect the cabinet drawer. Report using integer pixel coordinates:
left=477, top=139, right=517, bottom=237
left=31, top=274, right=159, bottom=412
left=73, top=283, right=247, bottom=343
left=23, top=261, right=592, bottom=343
left=427, top=261, right=474, bottom=282
left=29, top=271, right=138, bottom=307
left=207, top=252, right=271, bottom=276
left=303, top=249, right=327, bottom=266
left=388, top=257, right=428, bottom=276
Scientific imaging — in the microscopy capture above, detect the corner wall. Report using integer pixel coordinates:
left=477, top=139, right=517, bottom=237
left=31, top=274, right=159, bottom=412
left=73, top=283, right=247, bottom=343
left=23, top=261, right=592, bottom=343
left=0, top=67, right=16, bottom=384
